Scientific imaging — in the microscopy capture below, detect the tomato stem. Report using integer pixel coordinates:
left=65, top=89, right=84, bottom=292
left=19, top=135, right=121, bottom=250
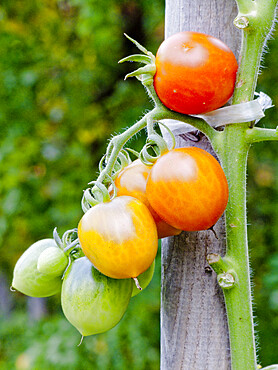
left=63, top=239, right=79, bottom=253
left=217, top=139, right=256, bottom=369
left=206, top=253, right=234, bottom=276
left=207, top=1, right=278, bottom=369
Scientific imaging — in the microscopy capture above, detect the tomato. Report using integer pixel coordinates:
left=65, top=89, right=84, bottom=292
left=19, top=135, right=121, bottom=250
left=146, top=147, right=229, bottom=231
left=12, top=239, right=62, bottom=297
left=114, top=159, right=181, bottom=239
left=153, top=31, right=238, bottom=115
left=78, top=195, right=158, bottom=279
left=37, top=246, right=68, bottom=277
left=132, top=260, right=155, bottom=297
left=62, top=257, right=132, bottom=336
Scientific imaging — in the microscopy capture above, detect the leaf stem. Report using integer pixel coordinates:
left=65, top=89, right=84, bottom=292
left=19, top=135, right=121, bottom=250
left=246, top=127, right=278, bottom=143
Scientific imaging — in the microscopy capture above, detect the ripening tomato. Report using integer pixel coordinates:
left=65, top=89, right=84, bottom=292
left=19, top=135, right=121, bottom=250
left=12, top=239, right=62, bottom=297
left=153, top=31, right=238, bottom=114
left=78, top=196, right=158, bottom=279
left=146, top=147, right=229, bottom=231
left=114, top=159, right=181, bottom=239
left=62, top=257, right=132, bottom=336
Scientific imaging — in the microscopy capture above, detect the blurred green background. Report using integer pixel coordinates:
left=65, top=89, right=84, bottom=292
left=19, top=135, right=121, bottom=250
left=0, top=0, right=277, bottom=369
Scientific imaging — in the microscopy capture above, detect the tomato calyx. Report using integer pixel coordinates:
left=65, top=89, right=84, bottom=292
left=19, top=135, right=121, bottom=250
left=53, top=227, right=82, bottom=260
left=140, top=121, right=176, bottom=166
left=119, top=34, right=156, bottom=87
left=139, top=133, right=169, bottom=166
left=82, top=148, right=140, bottom=212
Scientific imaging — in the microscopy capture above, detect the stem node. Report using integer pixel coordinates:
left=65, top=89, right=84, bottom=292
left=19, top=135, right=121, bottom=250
left=217, top=273, right=236, bottom=289
left=234, top=16, right=249, bottom=29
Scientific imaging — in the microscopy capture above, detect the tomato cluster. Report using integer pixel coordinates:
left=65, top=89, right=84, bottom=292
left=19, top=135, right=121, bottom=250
left=11, top=31, right=232, bottom=339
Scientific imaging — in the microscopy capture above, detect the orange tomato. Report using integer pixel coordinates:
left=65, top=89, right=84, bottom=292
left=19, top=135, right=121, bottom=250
left=114, top=159, right=181, bottom=238
left=154, top=31, right=238, bottom=114
left=78, top=196, right=158, bottom=279
left=146, top=147, right=229, bottom=231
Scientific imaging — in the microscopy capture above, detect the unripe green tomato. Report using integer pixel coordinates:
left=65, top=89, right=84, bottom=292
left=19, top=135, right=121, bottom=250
left=12, top=239, right=62, bottom=297
left=132, top=260, right=155, bottom=297
left=61, top=257, right=132, bottom=336
left=37, top=246, right=68, bottom=277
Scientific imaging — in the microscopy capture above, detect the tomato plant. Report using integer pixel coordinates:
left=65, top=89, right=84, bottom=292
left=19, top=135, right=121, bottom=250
left=78, top=195, right=158, bottom=279
left=114, top=159, right=181, bottom=238
left=146, top=147, right=229, bottom=231
left=10, top=16, right=278, bottom=367
left=153, top=31, right=238, bottom=114
left=62, top=257, right=132, bottom=336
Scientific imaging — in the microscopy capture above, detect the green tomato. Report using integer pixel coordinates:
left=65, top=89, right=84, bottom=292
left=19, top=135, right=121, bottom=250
left=12, top=239, right=62, bottom=297
left=37, top=246, right=68, bottom=277
left=132, top=260, right=155, bottom=297
left=61, top=257, right=132, bottom=336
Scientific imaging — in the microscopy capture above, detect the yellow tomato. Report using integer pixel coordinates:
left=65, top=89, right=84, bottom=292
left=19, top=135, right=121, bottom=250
left=78, top=196, right=158, bottom=279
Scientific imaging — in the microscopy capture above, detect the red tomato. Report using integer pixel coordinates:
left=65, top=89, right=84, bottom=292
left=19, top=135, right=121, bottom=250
left=153, top=31, right=238, bottom=114
left=114, top=159, right=181, bottom=239
left=78, top=196, right=158, bottom=279
left=146, top=147, right=229, bottom=231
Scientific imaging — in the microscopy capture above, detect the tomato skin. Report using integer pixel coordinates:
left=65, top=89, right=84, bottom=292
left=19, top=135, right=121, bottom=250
left=154, top=31, right=238, bottom=115
left=78, top=196, right=158, bottom=279
left=37, top=246, right=68, bottom=277
left=12, top=239, right=62, bottom=297
left=114, top=159, right=181, bottom=239
left=146, top=147, right=229, bottom=231
left=62, top=257, right=132, bottom=336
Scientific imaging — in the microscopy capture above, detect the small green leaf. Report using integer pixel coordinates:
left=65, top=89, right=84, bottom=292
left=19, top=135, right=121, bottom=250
left=124, top=65, right=156, bottom=80
left=124, top=33, right=155, bottom=59
left=118, top=54, right=153, bottom=65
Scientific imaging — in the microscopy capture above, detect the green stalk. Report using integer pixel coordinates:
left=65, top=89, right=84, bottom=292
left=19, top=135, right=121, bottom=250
left=217, top=129, right=256, bottom=369
left=209, top=1, right=278, bottom=368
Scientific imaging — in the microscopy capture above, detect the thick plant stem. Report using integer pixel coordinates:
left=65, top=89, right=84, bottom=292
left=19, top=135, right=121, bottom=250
left=216, top=128, right=256, bottom=370
left=208, top=2, right=278, bottom=368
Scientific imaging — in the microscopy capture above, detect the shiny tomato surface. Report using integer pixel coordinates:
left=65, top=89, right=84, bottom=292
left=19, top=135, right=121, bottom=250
left=146, top=147, right=229, bottom=231
left=114, top=159, right=181, bottom=239
left=78, top=196, right=158, bottom=279
left=153, top=31, right=238, bottom=114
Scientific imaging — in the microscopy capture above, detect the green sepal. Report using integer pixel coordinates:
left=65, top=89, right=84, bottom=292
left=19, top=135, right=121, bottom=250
left=119, top=54, right=153, bottom=65
left=123, top=33, right=155, bottom=60
left=124, top=64, right=156, bottom=81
